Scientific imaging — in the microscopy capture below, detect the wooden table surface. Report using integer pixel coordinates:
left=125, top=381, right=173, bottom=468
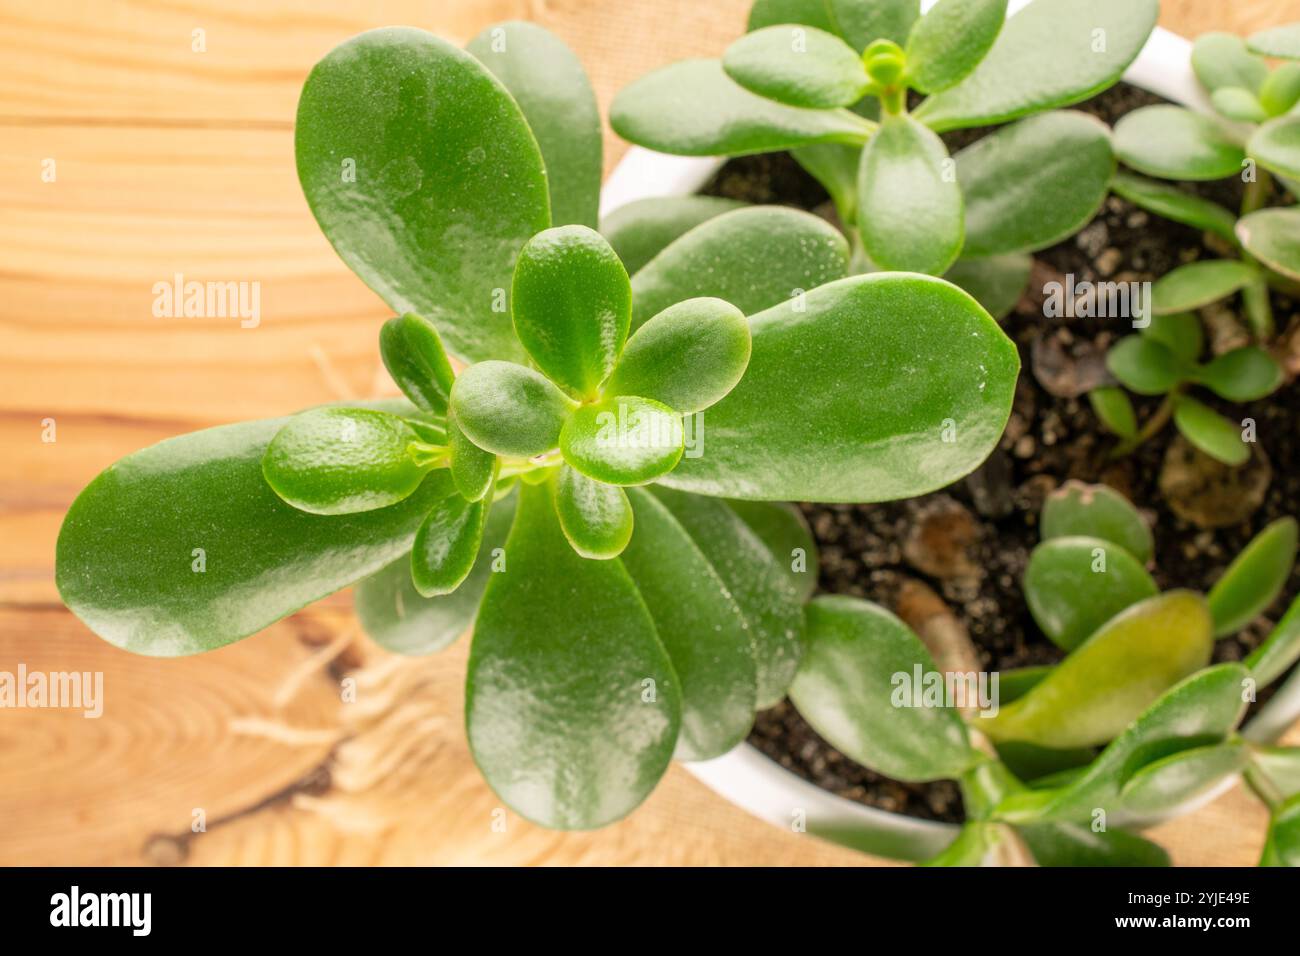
left=2, top=0, right=1298, bottom=866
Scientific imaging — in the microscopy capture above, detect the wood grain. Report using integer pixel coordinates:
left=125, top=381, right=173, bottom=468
left=2, top=0, right=1298, bottom=866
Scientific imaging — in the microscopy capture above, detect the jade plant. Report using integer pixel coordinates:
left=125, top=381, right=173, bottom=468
left=792, top=481, right=1300, bottom=865
left=55, top=23, right=1020, bottom=830
left=610, top=0, right=1158, bottom=315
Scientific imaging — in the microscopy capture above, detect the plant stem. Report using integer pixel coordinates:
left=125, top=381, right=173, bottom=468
left=1110, top=389, right=1180, bottom=459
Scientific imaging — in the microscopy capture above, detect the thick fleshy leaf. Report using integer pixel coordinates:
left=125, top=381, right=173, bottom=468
left=942, top=253, right=1031, bottom=321
left=1110, top=172, right=1239, bottom=245
left=1089, top=387, right=1138, bottom=440
left=1249, top=115, right=1300, bottom=180
left=1207, top=517, right=1298, bottom=638
left=1041, top=480, right=1153, bottom=564
left=610, top=59, right=874, bottom=157
left=1193, top=32, right=1268, bottom=92
left=57, top=404, right=448, bottom=656
left=650, top=486, right=804, bottom=708
left=466, top=483, right=680, bottom=828
left=723, top=25, right=870, bottom=109
left=904, top=0, right=1005, bottom=95
left=1018, top=822, right=1171, bottom=867
left=914, top=0, right=1157, bottom=131
left=1261, top=63, right=1300, bottom=116
left=1247, top=594, right=1300, bottom=687
left=410, top=488, right=489, bottom=597
left=998, top=664, right=1249, bottom=823
left=379, top=313, right=456, bottom=414
left=1025, top=537, right=1157, bottom=651
left=1113, top=106, right=1246, bottom=182
left=447, top=410, right=495, bottom=502
left=662, top=273, right=1019, bottom=502
left=957, top=111, right=1113, bottom=258
left=725, top=499, right=819, bottom=600
left=827, top=0, right=919, bottom=48
left=621, top=488, right=756, bottom=760
left=601, top=196, right=745, bottom=276
left=1261, top=794, right=1300, bottom=866
left=356, top=491, right=515, bottom=655
left=450, top=361, right=576, bottom=458
left=1173, top=395, right=1250, bottom=467
left=1119, top=740, right=1247, bottom=815
left=982, top=592, right=1214, bottom=749
left=1252, top=745, right=1300, bottom=797
left=857, top=114, right=963, bottom=274
left=1237, top=207, right=1300, bottom=281
left=920, top=822, right=1001, bottom=867
left=790, top=596, right=976, bottom=782
left=467, top=21, right=600, bottom=229
left=1142, top=311, right=1204, bottom=365
left=296, top=28, right=548, bottom=364
left=1151, top=259, right=1259, bottom=314
left=629, top=206, right=848, bottom=328
left=553, top=465, right=633, bottom=559
left=1212, top=86, right=1268, bottom=123
left=1194, top=347, right=1283, bottom=402
left=560, top=396, right=684, bottom=485
left=262, top=407, right=432, bottom=515
left=1249, top=24, right=1300, bottom=60
left=605, top=298, right=750, bottom=413
left=749, top=0, right=837, bottom=34
left=1106, top=336, right=1185, bottom=396
left=512, top=225, right=631, bottom=398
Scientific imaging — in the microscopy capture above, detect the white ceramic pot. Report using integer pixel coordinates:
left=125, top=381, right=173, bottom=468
left=598, top=13, right=1300, bottom=861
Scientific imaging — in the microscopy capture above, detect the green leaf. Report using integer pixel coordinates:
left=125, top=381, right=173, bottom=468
left=1172, top=394, right=1250, bottom=467
left=447, top=410, right=495, bottom=502
left=600, top=196, right=745, bottom=276
left=1207, top=517, right=1298, bottom=638
left=957, top=111, right=1114, bottom=258
left=610, top=59, right=874, bottom=157
left=827, top=0, right=919, bottom=48
left=1193, top=347, right=1283, bottom=402
left=1260, top=63, right=1300, bottom=117
left=1142, top=311, right=1204, bottom=365
left=1151, top=259, right=1259, bottom=314
left=1110, top=173, right=1239, bottom=245
left=262, top=407, right=432, bottom=515
left=661, top=273, right=1019, bottom=502
left=857, top=115, right=963, bottom=274
left=605, top=297, right=751, bottom=414
left=1249, top=23, right=1300, bottom=60
left=1261, top=793, right=1300, bottom=866
left=56, top=404, right=448, bottom=656
left=1018, top=822, right=1171, bottom=866
left=466, top=482, right=680, bottom=829
left=621, top=488, right=757, bottom=760
left=467, top=21, right=601, bottom=229
left=295, top=27, right=549, bottom=364
left=629, top=206, right=848, bottom=328
left=1024, top=536, right=1157, bottom=652
left=725, top=499, right=819, bottom=601
left=511, top=225, right=631, bottom=399
left=791, top=143, right=862, bottom=224
left=920, top=822, right=1001, bottom=867
left=982, top=591, right=1214, bottom=750
left=749, top=0, right=837, bottom=34
left=1247, top=594, right=1300, bottom=687
left=1251, top=744, right=1300, bottom=797
left=1237, top=207, right=1300, bottom=282
left=1113, top=105, right=1247, bottom=181
left=914, top=0, right=1157, bottom=131
left=723, top=25, right=869, bottom=109
left=379, top=313, right=456, bottom=414
left=1193, top=32, right=1268, bottom=92
left=1041, top=480, right=1154, bottom=564
left=552, top=465, right=633, bottom=559
left=904, top=0, right=1006, bottom=95
left=411, top=488, right=490, bottom=597
left=1089, top=387, right=1138, bottom=440
left=1248, top=115, right=1300, bottom=180
left=449, top=360, right=576, bottom=458
left=790, top=596, right=976, bottom=782
left=942, top=253, right=1031, bottom=321
left=356, top=491, right=515, bottom=656
left=1119, top=740, right=1247, bottom=816
left=650, top=486, right=804, bottom=709
left=560, top=396, right=684, bottom=485
left=1106, top=336, right=1186, bottom=396
left=1211, top=86, right=1268, bottom=123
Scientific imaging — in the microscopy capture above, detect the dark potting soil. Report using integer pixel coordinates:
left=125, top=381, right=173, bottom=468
left=703, top=83, right=1300, bottom=824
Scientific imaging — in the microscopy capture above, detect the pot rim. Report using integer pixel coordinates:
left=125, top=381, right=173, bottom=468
left=598, top=10, right=1299, bottom=860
